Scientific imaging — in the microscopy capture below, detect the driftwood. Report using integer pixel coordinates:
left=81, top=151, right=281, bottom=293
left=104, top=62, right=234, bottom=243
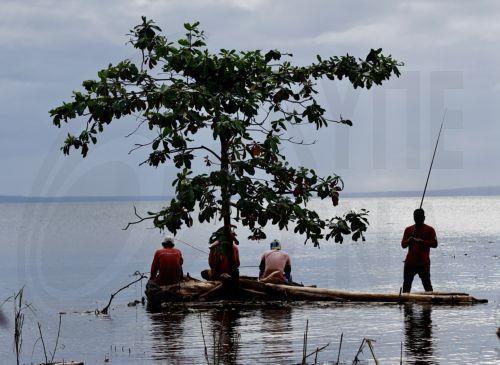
left=239, top=288, right=270, bottom=300
left=145, top=278, right=218, bottom=308
left=234, top=277, right=346, bottom=302
left=198, top=283, right=224, bottom=301
left=145, top=276, right=488, bottom=307
left=412, top=291, right=469, bottom=296
left=251, top=283, right=487, bottom=304
left=236, top=278, right=487, bottom=304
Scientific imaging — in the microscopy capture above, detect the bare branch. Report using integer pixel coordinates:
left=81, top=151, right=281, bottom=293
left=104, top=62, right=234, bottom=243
left=279, top=136, right=317, bottom=146
left=188, top=146, right=222, bottom=162
left=97, top=271, right=148, bottom=315
left=125, top=116, right=148, bottom=138
left=123, top=206, right=156, bottom=230
left=128, top=139, right=157, bottom=155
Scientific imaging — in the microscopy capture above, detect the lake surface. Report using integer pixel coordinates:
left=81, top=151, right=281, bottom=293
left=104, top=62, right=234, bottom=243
left=0, top=196, right=499, bottom=364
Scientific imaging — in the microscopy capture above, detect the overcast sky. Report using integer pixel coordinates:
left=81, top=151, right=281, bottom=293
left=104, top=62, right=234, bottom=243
left=1, top=0, right=499, bottom=197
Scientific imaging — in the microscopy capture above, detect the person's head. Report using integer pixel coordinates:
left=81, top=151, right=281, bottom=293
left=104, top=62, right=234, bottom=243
left=162, top=237, right=175, bottom=248
left=209, top=226, right=239, bottom=246
left=270, top=239, right=281, bottom=250
left=413, top=208, right=425, bottom=225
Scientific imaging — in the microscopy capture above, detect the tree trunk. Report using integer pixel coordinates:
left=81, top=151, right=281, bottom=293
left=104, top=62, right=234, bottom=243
left=219, top=136, right=238, bottom=286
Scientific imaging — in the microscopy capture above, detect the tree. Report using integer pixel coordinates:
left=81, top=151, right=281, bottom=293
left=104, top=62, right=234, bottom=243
left=50, top=17, right=402, bottom=279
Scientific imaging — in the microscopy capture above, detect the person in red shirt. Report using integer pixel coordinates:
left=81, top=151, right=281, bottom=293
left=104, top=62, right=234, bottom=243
left=150, top=237, right=184, bottom=286
left=401, top=208, right=438, bottom=293
left=201, top=227, right=240, bottom=280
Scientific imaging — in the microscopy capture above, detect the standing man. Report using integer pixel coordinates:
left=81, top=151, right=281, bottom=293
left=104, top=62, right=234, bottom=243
left=150, top=237, right=184, bottom=286
left=401, top=209, right=438, bottom=292
left=259, top=239, right=292, bottom=284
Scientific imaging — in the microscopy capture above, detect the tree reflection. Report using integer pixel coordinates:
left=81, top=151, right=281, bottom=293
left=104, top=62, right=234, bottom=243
left=404, top=303, right=437, bottom=364
left=206, top=308, right=241, bottom=365
left=148, top=310, right=188, bottom=364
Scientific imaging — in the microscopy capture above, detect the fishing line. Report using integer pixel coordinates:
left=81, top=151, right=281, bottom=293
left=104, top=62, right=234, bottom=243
left=173, top=239, right=259, bottom=268
left=174, top=238, right=210, bottom=255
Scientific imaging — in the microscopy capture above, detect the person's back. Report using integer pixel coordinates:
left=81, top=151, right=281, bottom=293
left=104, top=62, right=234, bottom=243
left=259, top=240, right=292, bottom=283
left=207, top=241, right=240, bottom=277
left=201, top=226, right=241, bottom=281
left=150, top=238, right=183, bottom=286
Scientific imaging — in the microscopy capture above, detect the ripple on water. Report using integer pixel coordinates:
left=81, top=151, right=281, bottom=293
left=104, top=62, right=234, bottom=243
left=0, top=197, right=499, bottom=364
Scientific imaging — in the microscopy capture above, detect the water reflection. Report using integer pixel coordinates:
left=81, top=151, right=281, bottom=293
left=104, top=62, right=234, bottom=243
left=260, top=307, right=293, bottom=362
left=404, top=304, right=437, bottom=364
left=207, top=308, right=241, bottom=365
left=149, top=310, right=188, bottom=364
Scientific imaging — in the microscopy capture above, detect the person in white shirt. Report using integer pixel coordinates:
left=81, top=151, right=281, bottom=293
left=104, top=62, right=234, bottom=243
left=259, top=239, right=292, bottom=283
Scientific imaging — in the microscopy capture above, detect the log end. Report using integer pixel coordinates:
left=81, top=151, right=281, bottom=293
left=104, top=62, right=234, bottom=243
left=471, top=297, right=488, bottom=304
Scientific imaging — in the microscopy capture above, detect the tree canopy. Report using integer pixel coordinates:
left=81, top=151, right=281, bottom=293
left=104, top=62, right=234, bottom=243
left=50, top=18, right=402, bottom=258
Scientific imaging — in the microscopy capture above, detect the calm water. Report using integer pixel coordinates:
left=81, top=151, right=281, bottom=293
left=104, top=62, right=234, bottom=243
left=0, top=197, right=499, bottom=364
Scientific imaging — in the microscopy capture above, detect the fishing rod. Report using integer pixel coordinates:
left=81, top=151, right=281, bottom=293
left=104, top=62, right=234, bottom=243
left=407, top=110, right=448, bottom=244
left=400, top=110, right=448, bottom=293
left=419, top=109, right=447, bottom=209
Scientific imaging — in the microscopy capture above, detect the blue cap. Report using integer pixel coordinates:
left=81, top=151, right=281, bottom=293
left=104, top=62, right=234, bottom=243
left=270, top=239, right=281, bottom=250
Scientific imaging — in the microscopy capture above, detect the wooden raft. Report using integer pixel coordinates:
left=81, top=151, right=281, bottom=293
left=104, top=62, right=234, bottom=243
left=145, top=275, right=487, bottom=307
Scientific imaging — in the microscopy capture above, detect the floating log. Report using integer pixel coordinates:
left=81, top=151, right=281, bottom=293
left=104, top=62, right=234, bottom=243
left=257, top=283, right=486, bottom=304
left=412, top=291, right=469, bottom=296
left=198, top=283, right=224, bottom=301
left=145, top=279, right=217, bottom=307
left=236, top=278, right=487, bottom=304
left=239, top=288, right=269, bottom=300
left=145, top=276, right=487, bottom=307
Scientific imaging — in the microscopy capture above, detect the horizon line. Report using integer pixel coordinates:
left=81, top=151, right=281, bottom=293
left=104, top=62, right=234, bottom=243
left=1, top=185, right=500, bottom=203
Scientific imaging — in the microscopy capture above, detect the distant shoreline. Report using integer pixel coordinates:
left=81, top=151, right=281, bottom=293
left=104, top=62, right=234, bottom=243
left=0, top=195, right=173, bottom=203
left=1, top=186, right=500, bottom=203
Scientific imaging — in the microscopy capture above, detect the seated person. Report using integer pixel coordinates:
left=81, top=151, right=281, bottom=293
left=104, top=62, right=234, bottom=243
left=259, top=239, right=292, bottom=283
left=150, top=237, right=183, bottom=286
left=201, top=227, right=240, bottom=280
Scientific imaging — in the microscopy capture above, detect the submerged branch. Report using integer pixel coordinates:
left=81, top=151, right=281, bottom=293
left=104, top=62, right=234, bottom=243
left=97, top=271, right=148, bottom=315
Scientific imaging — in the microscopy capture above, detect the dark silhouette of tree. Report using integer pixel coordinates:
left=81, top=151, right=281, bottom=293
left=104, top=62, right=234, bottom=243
left=50, top=18, right=402, bottom=278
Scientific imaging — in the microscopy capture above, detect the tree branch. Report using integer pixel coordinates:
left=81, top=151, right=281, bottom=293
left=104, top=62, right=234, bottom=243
left=279, top=136, right=317, bottom=145
left=128, top=139, right=157, bottom=155
left=97, top=271, right=148, bottom=315
left=187, top=146, right=222, bottom=162
left=123, top=205, right=156, bottom=230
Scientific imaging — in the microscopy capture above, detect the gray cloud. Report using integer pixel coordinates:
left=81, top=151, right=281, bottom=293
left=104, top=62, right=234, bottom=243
left=1, top=0, right=499, bottom=196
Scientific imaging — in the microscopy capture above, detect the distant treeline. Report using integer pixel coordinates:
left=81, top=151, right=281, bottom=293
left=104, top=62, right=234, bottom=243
left=1, top=186, right=500, bottom=203
left=0, top=195, right=173, bottom=203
